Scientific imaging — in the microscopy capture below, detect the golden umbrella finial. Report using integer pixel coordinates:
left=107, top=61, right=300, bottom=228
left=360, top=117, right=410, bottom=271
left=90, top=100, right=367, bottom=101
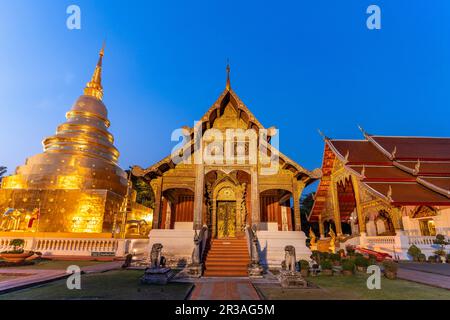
left=84, top=43, right=105, bottom=100
left=226, top=60, right=231, bottom=91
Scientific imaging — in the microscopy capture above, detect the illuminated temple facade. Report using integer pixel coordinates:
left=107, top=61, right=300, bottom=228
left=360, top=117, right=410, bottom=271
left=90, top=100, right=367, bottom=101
left=309, top=129, right=450, bottom=259
left=132, top=69, right=321, bottom=272
left=0, top=47, right=151, bottom=238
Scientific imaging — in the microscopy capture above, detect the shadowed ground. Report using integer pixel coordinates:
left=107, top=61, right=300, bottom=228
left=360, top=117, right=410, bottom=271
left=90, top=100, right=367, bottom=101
left=0, top=270, right=193, bottom=300
left=255, top=274, right=450, bottom=300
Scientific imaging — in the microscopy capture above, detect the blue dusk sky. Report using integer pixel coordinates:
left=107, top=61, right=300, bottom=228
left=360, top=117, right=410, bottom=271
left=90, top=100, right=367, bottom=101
left=0, top=1, right=449, bottom=183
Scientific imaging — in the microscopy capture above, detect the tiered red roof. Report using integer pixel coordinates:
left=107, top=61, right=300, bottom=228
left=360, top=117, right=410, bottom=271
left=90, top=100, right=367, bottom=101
left=309, top=131, right=450, bottom=222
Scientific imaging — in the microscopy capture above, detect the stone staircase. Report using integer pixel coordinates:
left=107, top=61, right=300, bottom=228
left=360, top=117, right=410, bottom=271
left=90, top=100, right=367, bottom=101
left=203, top=238, right=250, bottom=277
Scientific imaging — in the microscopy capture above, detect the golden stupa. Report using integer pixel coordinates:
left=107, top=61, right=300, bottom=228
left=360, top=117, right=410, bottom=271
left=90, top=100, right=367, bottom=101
left=0, top=46, right=148, bottom=236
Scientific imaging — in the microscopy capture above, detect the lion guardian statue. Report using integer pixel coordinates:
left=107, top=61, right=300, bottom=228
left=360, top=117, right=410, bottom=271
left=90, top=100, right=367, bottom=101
left=149, top=243, right=165, bottom=269
left=284, top=245, right=297, bottom=273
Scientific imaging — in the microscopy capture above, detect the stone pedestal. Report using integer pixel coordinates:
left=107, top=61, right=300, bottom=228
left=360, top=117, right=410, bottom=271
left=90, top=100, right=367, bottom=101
left=278, top=271, right=307, bottom=288
left=248, top=263, right=264, bottom=278
left=141, top=268, right=174, bottom=285
left=186, top=263, right=203, bottom=278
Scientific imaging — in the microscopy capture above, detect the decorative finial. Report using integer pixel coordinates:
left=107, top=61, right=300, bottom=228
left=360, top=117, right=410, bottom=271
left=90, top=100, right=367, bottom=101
left=344, top=150, right=350, bottom=162
left=414, top=159, right=421, bottom=175
left=358, top=125, right=370, bottom=138
left=318, top=129, right=329, bottom=141
left=391, top=146, right=397, bottom=159
left=387, top=185, right=393, bottom=202
left=361, top=165, right=366, bottom=177
left=84, top=43, right=105, bottom=100
left=226, top=60, right=231, bottom=91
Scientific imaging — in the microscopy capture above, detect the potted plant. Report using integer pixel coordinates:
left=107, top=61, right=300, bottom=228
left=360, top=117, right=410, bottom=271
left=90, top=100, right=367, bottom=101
left=433, top=234, right=448, bottom=263
left=330, top=253, right=341, bottom=266
left=417, top=253, right=426, bottom=263
left=345, top=245, right=355, bottom=256
left=320, top=260, right=333, bottom=276
left=0, top=239, right=33, bottom=263
left=427, top=255, right=436, bottom=263
left=310, top=250, right=321, bottom=264
left=299, top=260, right=310, bottom=277
left=354, top=255, right=369, bottom=272
left=434, top=250, right=447, bottom=263
left=342, top=259, right=355, bottom=276
left=407, top=244, right=421, bottom=261
left=383, top=260, right=398, bottom=280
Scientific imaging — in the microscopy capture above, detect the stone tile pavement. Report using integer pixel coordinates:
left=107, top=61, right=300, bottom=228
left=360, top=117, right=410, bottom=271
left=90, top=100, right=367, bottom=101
left=188, top=278, right=261, bottom=300
left=397, top=268, right=450, bottom=290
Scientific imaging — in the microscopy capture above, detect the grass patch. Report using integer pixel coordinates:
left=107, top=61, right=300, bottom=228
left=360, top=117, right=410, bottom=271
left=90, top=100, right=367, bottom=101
left=0, top=270, right=192, bottom=300
left=256, top=274, right=450, bottom=300
left=8, top=259, right=107, bottom=270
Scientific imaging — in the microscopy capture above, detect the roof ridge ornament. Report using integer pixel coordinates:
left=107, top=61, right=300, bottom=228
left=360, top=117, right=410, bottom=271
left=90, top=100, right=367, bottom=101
left=357, top=125, right=370, bottom=139
left=84, top=43, right=105, bottom=100
left=317, top=129, right=329, bottom=141
left=344, top=150, right=350, bottom=163
left=226, top=60, right=231, bottom=91
left=391, top=146, right=397, bottom=160
left=387, top=185, right=393, bottom=202
left=414, top=159, right=421, bottom=175
left=361, top=165, right=366, bottom=178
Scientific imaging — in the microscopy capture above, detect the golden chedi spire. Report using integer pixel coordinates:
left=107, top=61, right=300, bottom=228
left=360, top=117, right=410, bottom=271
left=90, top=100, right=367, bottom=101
left=0, top=45, right=128, bottom=233
left=84, top=43, right=105, bottom=100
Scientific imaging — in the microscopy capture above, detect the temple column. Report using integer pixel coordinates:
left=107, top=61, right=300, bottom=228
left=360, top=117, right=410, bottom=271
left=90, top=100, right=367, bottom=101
left=391, top=207, right=404, bottom=233
left=250, top=166, right=260, bottom=227
left=293, top=180, right=305, bottom=232
left=150, top=177, right=163, bottom=229
left=319, top=215, right=325, bottom=239
left=330, top=178, right=343, bottom=236
left=351, top=175, right=365, bottom=235
left=193, top=164, right=205, bottom=230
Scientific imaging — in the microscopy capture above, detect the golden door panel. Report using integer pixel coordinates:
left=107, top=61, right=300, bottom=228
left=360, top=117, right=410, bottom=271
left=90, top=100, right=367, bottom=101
left=217, top=201, right=236, bottom=239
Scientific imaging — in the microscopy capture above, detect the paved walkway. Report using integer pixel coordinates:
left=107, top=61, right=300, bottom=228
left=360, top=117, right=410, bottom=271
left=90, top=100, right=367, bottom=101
left=397, top=268, right=450, bottom=290
left=399, top=262, right=450, bottom=277
left=189, top=278, right=261, bottom=300
left=0, top=261, right=123, bottom=293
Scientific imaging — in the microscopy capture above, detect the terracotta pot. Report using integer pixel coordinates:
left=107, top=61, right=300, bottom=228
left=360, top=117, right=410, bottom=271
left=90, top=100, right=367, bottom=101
left=342, top=270, right=353, bottom=276
left=0, top=252, right=34, bottom=263
left=384, top=270, right=397, bottom=280
left=300, top=270, right=309, bottom=277
left=322, top=269, right=333, bottom=276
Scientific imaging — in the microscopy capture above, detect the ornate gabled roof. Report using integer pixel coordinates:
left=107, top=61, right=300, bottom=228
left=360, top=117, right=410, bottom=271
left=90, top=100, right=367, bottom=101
left=132, top=72, right=321, bottom=184
left=309, top=128, right=450, bottom=222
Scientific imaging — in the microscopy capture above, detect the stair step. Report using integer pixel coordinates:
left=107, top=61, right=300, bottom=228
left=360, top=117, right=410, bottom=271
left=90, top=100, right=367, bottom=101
left=204, top=272, right=248, bottom=277
left=205, top=266, right=248, bottom=271
left=205, top=261, right=249, bottom=268
left=202, top=237, right=250, bottom=278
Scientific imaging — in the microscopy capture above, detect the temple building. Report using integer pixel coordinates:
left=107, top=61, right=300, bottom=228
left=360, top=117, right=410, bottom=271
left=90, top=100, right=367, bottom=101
left=0, top=47, right=152, bottom=244
left=309, top=128, right=450, bottom=259
left=132, top=67, right=321, bottom=275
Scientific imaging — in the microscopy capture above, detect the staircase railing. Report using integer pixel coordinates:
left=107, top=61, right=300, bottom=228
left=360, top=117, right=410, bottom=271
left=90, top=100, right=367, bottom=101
left=245, top=225, right=253, bottom=256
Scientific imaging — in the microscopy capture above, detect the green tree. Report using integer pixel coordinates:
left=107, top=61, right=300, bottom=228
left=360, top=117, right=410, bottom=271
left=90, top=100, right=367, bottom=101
left=127, top=171, right=155, bottom=209
left=0, top=166, right=6, bottom=178
left=300, top=192, right=315, bottom=234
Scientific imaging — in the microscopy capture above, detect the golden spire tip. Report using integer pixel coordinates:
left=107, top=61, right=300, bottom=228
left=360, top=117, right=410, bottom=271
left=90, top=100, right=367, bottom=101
left=84, top=44, right=105, bottom=100
left=226, top=60, right=231, bottom=91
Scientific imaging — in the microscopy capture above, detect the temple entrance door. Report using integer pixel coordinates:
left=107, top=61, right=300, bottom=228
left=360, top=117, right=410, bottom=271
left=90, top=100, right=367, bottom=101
left=217, top=201, right=236, bottom=239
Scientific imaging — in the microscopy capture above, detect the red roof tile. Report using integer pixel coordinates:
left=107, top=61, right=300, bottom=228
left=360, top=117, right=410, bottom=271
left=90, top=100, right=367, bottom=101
left=370, top=136, right=450, bottom=161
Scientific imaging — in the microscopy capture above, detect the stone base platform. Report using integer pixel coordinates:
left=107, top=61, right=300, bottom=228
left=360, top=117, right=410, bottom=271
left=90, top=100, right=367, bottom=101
left=141, top=268, right=174, bottom=285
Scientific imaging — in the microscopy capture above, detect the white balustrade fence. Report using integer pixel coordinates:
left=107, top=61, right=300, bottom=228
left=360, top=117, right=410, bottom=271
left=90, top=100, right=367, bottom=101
left=0, top=236, right=149, bottom=257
